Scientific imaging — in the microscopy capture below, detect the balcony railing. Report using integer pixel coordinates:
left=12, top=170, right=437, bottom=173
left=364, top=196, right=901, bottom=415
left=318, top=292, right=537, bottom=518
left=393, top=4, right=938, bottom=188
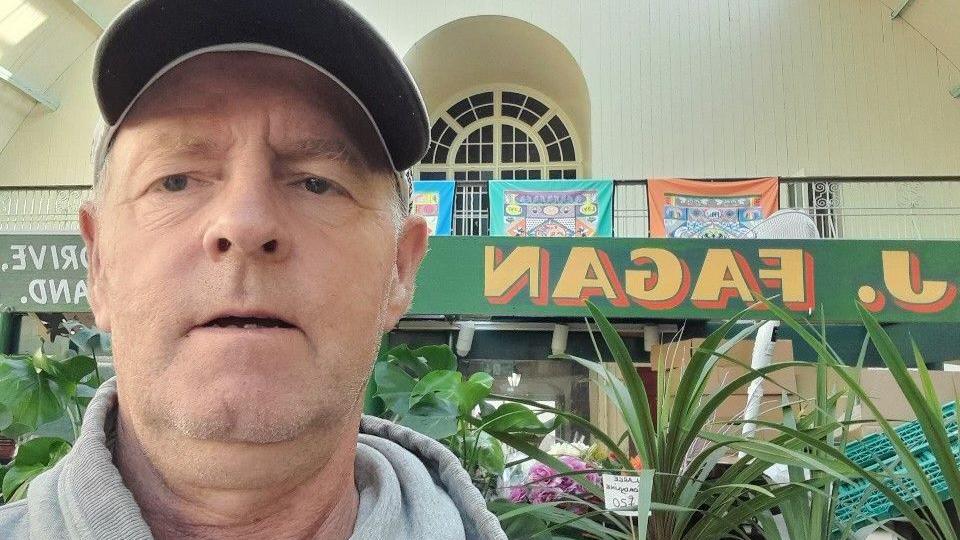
left=453, top=177, right=960, bottom=240
left=2, top=177, right=960, bottom=240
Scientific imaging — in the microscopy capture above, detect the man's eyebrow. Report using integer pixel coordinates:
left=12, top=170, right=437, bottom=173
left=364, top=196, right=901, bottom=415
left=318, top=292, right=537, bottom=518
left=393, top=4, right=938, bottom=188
left=278, top=138, right=365, bottom=167
left=144, top=133, right=223, bottom=157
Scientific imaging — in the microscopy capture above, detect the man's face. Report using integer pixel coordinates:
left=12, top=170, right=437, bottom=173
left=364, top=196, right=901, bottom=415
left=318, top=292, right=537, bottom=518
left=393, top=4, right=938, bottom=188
left=81, top=52, right=427, bottom=444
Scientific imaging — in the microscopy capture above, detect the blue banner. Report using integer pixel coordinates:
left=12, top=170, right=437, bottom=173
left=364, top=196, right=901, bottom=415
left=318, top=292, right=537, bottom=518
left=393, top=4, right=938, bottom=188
left=412, top=181, right=455, bottom=236
left=488, top=180, right=613, bottom=237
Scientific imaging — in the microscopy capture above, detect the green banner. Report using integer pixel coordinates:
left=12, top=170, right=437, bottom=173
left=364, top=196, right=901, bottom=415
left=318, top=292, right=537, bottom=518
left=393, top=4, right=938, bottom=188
left=2, top=234, right=959, bottom=323
left=411, top=237, right=960, bottom=323
left=0, top=234, right=89, bottom=313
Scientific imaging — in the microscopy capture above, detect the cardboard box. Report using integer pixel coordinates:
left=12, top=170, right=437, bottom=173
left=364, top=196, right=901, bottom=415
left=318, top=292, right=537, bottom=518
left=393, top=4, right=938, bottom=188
left=794, top=365, right=960, bottom=436
left=651, top=338, right=796, bottom=395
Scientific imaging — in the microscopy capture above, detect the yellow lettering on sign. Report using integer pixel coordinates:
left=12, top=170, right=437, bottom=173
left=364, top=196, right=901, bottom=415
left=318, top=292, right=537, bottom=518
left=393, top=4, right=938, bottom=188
left=484, top=246, right=549, bottom=305
left=552, top=247, right=628, bottom=307
left=625, top=248, right=690, bottom=309
left=758, top=249, right=815, bottom=310
left=691, top=249, right=761, bottom=309
left=881, top=251, right=956, bottom=313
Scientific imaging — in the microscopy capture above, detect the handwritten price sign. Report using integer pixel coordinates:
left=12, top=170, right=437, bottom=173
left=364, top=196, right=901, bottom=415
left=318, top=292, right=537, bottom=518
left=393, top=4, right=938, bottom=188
left=602, top=471, right=654, bottom=518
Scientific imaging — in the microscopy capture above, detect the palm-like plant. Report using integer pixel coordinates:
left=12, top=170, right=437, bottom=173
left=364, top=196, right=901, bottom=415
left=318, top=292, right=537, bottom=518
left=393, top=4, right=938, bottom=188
left=484, top=299, right=960, bottom=539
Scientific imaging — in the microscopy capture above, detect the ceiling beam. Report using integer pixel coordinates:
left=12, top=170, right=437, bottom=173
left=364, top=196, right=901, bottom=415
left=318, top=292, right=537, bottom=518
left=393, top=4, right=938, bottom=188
left=62, top=0, right=105, bottom=29
left=890, top=0, right=915, bottom=19
left=0, top=66, right=59, bottom=111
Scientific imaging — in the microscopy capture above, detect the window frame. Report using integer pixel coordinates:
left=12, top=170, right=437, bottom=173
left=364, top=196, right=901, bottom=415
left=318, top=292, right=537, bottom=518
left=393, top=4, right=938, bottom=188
left=416, top=86, right=583, bottom=182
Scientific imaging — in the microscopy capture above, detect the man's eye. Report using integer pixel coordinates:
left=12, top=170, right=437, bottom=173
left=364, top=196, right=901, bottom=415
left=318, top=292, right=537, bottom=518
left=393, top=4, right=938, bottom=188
left=161, top=175, right=189, bottom=192
left=302, top=177, right=336, bottom=195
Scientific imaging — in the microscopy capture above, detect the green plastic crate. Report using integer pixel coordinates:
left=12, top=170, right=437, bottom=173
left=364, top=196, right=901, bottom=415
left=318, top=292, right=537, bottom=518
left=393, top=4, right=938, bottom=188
left=834, top=401, right=959, bottom=534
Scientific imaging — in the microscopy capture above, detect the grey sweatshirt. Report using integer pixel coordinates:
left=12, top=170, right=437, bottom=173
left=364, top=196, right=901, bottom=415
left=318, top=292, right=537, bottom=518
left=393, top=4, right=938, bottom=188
left=0, top=378, right=507, bottom=539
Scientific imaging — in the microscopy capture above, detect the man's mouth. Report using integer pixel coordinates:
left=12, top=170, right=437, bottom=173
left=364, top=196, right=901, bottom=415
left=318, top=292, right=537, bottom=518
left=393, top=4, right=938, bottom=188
left=198, top=315, right=297, bottom=330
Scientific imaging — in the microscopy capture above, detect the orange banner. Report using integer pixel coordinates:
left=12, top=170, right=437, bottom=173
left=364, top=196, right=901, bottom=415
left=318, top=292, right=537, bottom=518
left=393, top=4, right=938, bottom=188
left=646, top=177, right=780, bottom=238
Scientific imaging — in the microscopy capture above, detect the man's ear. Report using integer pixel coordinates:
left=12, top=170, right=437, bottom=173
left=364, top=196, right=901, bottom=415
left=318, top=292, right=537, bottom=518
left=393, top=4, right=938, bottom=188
left=382, top=215, right=429, bottom=332
left=79, top=202, right=112, bottom=332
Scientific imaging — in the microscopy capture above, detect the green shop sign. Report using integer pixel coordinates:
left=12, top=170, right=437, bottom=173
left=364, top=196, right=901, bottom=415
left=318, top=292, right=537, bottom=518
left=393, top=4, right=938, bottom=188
left=1, top=234, right=959, bottom=323
left=411, top=237, right=960, bottom=323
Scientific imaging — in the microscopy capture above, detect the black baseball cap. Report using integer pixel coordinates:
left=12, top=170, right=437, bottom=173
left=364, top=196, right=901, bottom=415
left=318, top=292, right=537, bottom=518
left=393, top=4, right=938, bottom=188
left=92, top=0, right=428, bottom=204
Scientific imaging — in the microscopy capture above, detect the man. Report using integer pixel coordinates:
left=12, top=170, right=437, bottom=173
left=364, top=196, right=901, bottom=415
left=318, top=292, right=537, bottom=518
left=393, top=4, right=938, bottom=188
left=0, top=1, right=507, bottom=538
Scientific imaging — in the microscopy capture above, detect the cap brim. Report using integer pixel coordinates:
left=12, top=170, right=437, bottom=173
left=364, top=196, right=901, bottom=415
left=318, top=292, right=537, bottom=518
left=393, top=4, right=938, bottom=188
left=93, top=0, right=429, bottom=172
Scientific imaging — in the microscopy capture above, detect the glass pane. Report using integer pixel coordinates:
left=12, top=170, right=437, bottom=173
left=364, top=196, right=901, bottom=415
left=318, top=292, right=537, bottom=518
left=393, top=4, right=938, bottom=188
left=476, top=104, right=494, bottom=120
left=503, top=91, right=525, bottom=105
left=502, top=104, right=521, bottom=119
left=468, top=145, right=479, bottom=163
left=519, top=110, right=538, bottom=126
left=435, top=146, right=449, bottom=164
left=481, top=144, right=493, bottom=163
left=419, top=171, right=447, bottom=180
left=529, top=144, right=541, bottom=162
left=502, top=125, right=513, bottom=143
left=481, top=125, right=493, bottom=142
left=439, top=127, right=456, bottom=147
left=560, top=138, right=576, bottom=161
left=455, top=146, right=467, bottom=164
left=502, top=170, right=514, bottom=180
left=547, top=143, right=562, bottom=162
left=548, top=169, right=563, bottom=179
left=472, top=91, right=494, bottom=105
left=481, top=170, right=494, bottom=180
left=539, top=125, right=557, bottom=145
left=563, top=169, right=577, bottom=179
left=517, top=145, right=527, bottom=163
left=548, top=115, right=570, bottom=139
left=503, top=145, right=514, bottom=164
left=430, top=119, right=449, bottom=141
left=454, top=171, right=467, bottom=180
left=422, top=142, right=437, bottom=164
left=529, top=169, right=542, bottom=180
left=526, top=97, right=549, bottom=116
left=448, top=99, right=470, bottom=119
left=457, top=110, right=477, bottom=127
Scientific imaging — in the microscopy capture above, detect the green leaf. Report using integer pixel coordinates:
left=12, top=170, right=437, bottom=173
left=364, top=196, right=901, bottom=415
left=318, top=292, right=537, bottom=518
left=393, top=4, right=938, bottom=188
left=74, top=385, right=97, bottom=399
left=0, top=403, right=12, bottom=432
left=2, top=463, right=44, bottom=502
left=400, top=394, right=459, bottom=439
left=57, top=355, right=96, bottom=385
left=384, top=345, right=432, bottom=379
left=457, top=372, right=493, bottom=415
left=61, top=321, right=112, bottom=356
left=14, top=437, right=71, bottom=466
left=2, top=437, right=71, bottom=501
left=0, top=355, right=69, bottom=430
left=412, top=345, right=457, bottom=372
left=488, top=500, right=553, bottom=540
left=481, top=403, right=554, bottom=434
left=410, top=370, right=461, bottom=408
left=372, top=361, right=416, bottom=416
left=471, top=430, right=505, bottom=474
left=585, top=301, right=657, bottom=466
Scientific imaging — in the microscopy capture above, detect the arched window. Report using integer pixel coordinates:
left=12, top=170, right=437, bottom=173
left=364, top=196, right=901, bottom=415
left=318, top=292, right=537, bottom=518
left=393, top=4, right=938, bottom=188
left=416, top=88, right=582, bottom=181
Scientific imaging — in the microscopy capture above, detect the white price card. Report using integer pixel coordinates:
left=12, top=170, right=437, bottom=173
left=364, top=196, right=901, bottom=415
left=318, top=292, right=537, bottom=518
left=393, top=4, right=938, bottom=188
left=602, top=471, right=654, bottom=520
left=602, top=474, right=642, bottom=516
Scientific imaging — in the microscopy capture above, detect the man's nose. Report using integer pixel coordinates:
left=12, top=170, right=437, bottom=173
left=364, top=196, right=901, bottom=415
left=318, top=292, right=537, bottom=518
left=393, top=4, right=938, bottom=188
left=202, top=174, right=291, bottom=263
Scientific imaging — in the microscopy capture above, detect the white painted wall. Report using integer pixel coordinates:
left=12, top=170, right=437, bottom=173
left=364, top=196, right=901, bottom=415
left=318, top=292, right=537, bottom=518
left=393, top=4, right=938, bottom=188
left=0, top=1, right=958, bottom=225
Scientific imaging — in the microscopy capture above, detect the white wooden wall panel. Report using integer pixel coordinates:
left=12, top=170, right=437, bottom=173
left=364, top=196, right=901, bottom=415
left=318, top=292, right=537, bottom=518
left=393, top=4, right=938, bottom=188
left=0, top=0, right=957, bottom=188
